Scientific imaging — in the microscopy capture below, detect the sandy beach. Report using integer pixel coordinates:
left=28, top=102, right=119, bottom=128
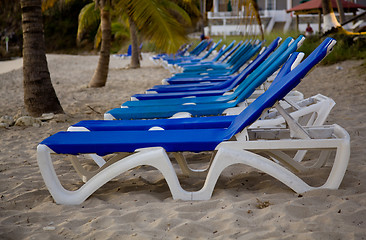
left=0, top=53, right=365, bottom=239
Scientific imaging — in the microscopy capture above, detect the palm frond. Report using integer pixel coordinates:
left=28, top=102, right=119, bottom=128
left=179, top=0, right=201, bottom=17
left=41, top=0, right=77, bottom=11
left=111, top=21, right=130, bottom=39
left=128, top=0, right=188, bottom=53
left=41, top=0, right=59, bottom=11
left=160, top=0, right=192, bottom=26
left=77, top=2, right=100, bottom=44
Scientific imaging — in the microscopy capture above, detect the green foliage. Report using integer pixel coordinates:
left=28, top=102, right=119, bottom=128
left=111, top=22, right=129, bottom=39
left=43, top=0, right=93, bottom=52
left=122, top=0, right=190, bottom=54
left=210, top=31, right=366, bottom=65
left=73, top=0, right=194, bottom=54
left=177, top=0, right=201, bottom=17
left=109, top=21, right=130, bottom=53
left=77, top=2, right=100, bottom=45
left=297, top=34, right=366, bottom=65
left=161, top=0, right=192, bottom=27
left=0, top=0, right=22, bottom=59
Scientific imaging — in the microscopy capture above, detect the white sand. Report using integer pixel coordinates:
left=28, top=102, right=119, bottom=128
left=0, top=57, right=23, bottom=74
left=0, top=54, right=365, bottom=239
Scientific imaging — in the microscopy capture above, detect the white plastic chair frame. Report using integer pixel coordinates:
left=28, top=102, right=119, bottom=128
left=37, top=98, right=349, bottom=205
left=78, top=93, right=335, bottom=181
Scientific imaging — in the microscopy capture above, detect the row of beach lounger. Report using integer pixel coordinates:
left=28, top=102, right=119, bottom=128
left=37, top=36, right=350, bottom=205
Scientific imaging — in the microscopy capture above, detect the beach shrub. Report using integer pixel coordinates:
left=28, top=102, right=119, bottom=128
left=43, top=0, right=94, bottom=53
left=210, top=31, right=366, bottom=65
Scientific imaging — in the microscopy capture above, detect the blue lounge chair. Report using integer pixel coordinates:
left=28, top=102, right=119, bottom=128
left=176, top=40, right=235, bottom=68
left=115, top=43, right=143, bottom=59
left=72, top=94, right=335, bottom=133
left=148, top=38, right=281, bottom=93
left=128, top=36, right=302, bottom=101
left=160, top=39, right=291, bottom=85
left=105, top=37, right=303, bottom=121
left=72, top=50, right=305, bottom=132
left=150, top=43, right=192, bottom=63
left=106, top=52, right=302, bottom=120
left=37, top=38, right=350, bottom=204
left=165, top=40, right=258, bottom=79
left=119, top=45, right=131, bottom=58
left=161, top=39, right=211, bottom=63
left=160, top=40, right=244, bottom=84
left=167, top=40, right=222, bottom=65
left=218, top=40, right=243, bottom=63
left=128, top=42, right=278, bottom=104
left=167, top=40, right=234, bottom=73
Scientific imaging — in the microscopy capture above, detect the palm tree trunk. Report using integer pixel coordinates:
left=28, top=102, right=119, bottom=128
left=129, top=16, right=140, bottom=69
left=322, top=0, right=341, bottom=33
left=250, top=0, right=264, bottom=40
left=88, top=6, right=111, bottom=87
left=335, top=0, right=345, bottom=24
left=21, top=0, right=64, bottom=117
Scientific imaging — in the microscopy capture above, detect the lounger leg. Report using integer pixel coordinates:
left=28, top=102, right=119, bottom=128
left=172, top=152, right=212, bottom=177
left=320, top=125, right=350, bottom=189
left=192, top=146, right=314, bottom=200
left=69, top=155, right=96, bottom=182
left=69, top=153, right=132, bottom=182
left=264, top=149, right=332, bottom=171
left=37, top=145, right=192, bottom=205
left=192, top=125, right=350, bottom=200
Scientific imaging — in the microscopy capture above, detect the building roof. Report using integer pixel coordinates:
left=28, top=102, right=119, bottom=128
left=287, top=0, right=366, bottom=14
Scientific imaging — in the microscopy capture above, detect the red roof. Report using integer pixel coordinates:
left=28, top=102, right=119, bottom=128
left=287, top=0, right=366, bottom=13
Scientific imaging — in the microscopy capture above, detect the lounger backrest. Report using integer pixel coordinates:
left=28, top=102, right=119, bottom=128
left=220, top=40, right=243, bottom=63
left=226, top=40, right=250, bottom=65
left=234, top=35, right=305, bottom=103
left=201, top=39, right=222, bottom=60
left=127, top=45, right=132, bottom=55
left=232, top=37, right=281, bottom=81
left=225, top=37, right=336, bottom=138
left=270, top=52, right=305, bottom=86
left=193, top=40, right=212, bottom=56
left=228, top=42, right=263, bottom=74
left=213, top=40, right=235, bottom=62
left=188, top=40, right=207, bottom=55
left=224, top=37, right=293, bottom=98
left=219, top=37, right=282, bottom=90
left=212, top=44, right=226, bottom=61
left=176, top=43, right=191, bottom=56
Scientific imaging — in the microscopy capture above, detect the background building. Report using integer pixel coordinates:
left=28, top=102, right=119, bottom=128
left=206, top=0, right=366, bottom=35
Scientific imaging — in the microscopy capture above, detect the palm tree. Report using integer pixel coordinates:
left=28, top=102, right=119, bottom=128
left=247, top=0, right=264, bottom=40
left=335, top=0, right=345, bottom=24
left=321, top=0, right=365, bottom=35
left=21, top=0, right=64, bottom=117
left=223, top=0, right=264, bottom=40
left=127, top=15, right=140, bottom=68
left=321, top=0, right=341, bottom=33
left=114, top=0, right=193, bottom=68
left=77, top=0, right=192, bottom=86
left=88, top=0, right=111, bottom=87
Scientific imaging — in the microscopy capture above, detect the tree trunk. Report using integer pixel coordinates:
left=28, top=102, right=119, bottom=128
left=129, top=16, right=140, bottom=69
left=335, top=0, right=345, bottom=24
left=322, top=0, right=341, bottom=33
left=21, top=0, right=64, bottom=117
left=199, top=0, right=205, bottom=35
left=250, top=0, right=264, bottom=40
left=88, top=6, right=111, bottom=87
